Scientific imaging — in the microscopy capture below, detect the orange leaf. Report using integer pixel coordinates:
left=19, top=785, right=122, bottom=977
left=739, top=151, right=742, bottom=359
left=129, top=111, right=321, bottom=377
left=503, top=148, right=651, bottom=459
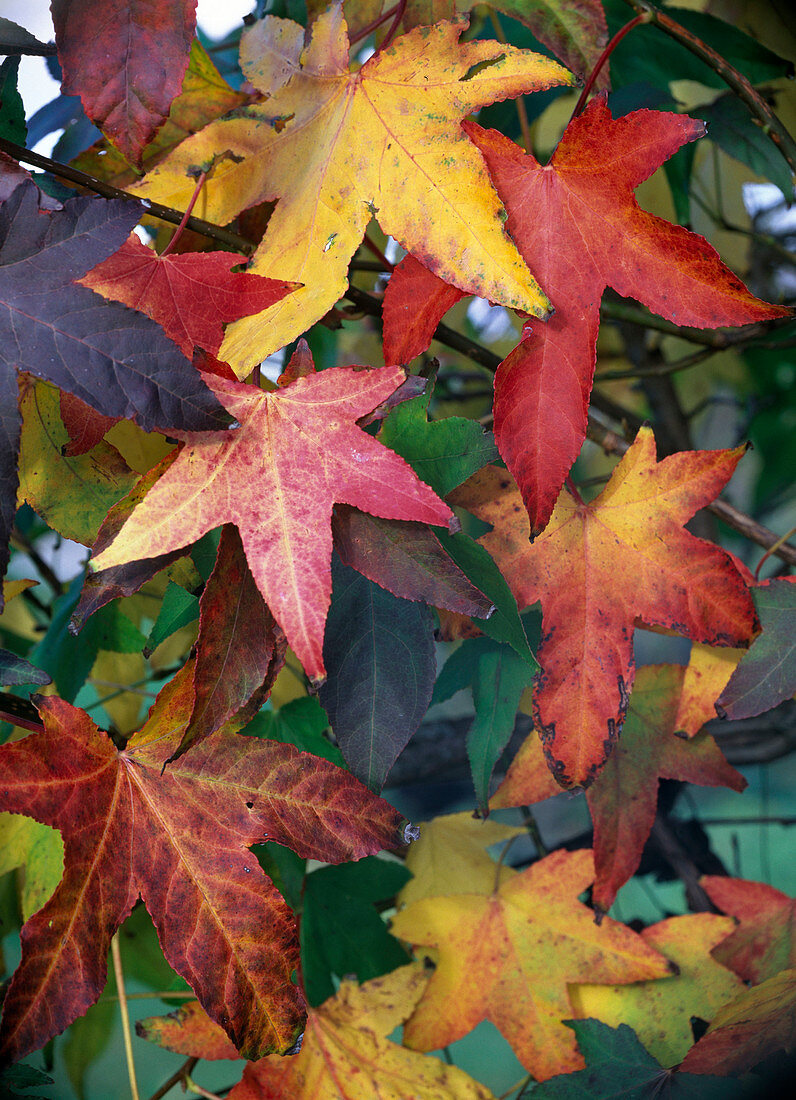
left=0, top=662, right=408, bottom=1063
left=492, top=662, right=747, bottom=911
left=91, top=362, right=453, bottom=681
left=81, top=233, right=296, bottom=359
left=679, top=968, right=796, bottom=1076
left=451, top=427, right=757, bottom=787
left=131, top=6, right=573, bottom=372
left=570, top=914, right=745, bottom=1066
left=138, top=966, right=494, bottom=1099
left=390, top=848, right=671, bottom=1080
left=701, top=876, right=796, bottom=984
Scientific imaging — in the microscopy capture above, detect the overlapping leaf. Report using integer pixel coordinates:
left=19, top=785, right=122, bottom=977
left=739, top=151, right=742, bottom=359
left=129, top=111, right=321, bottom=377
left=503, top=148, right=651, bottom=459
left=492, top=662, right=746, bottom=909
left=0, top=181, right=228, bottom=596
left=451, top=428, right=757, bottom=787
left=82, top=232, right=297, bottom=358
left=716, top=577, right=796, bottom=719
left=138, top=965, right=494, bottom=1099
left=391, top=848, right=671, bottom=1079
left=701, top=875, right=796, bottom=983
left=679, top=968, right=796, bottom=1076
left=386, top=97, right=788, bottom=532
left=52, top=0, right=197, bottom=166
left=131, top=5, right=574, bottom=372
left=570, top=915, right=745, bottom=1066
left=0, top=661, right=408, bottom=1063
left=91, top=360, right=453, bottom=680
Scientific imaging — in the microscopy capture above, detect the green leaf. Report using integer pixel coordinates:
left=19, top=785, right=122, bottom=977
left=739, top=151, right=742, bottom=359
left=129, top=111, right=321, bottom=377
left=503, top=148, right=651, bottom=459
left=434, top=528, right=537, bottom=667
left=698, top=93, right=794, bottom=198
left=530, top=1019, right=752, bottom=1099
left=0, top=56, right=26, bottom=145
left=144, top=580, right=199, bottom=656
left=433, top=637, right=535, bottom=811
left=246, top=695, right=344, bottom=766
left=605, top=0, right=792, bottom=91
left=378, top=382, right=499, bottom=497
left=301, top=856, right=411, bottom=1005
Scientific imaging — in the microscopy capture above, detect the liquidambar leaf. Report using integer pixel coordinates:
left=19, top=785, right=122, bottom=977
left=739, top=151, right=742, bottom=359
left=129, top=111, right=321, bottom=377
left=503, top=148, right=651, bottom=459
left=679, top=968, right=796, bottom=1076
left=132, top=6, right=573, bottom=372
left=52, top=0, right=197, bottom=166
left=701, top=875, right=796, bottom=984
left=451, top=428, right=757, bottom=787
left=92, top=363, right=453, bottom=681
left=716, top=577, right=796, bottom=719
left=391, top=848, right=671, bottom=1080
left=0, top=663, right=409, bottom=1063
left=492, top=662, right=746, bottom=910
left=82, top=233, right=297, bottom=358
left=570, top=915, right=745, bottom=1067
left=0, top=182, right=227, bottom=598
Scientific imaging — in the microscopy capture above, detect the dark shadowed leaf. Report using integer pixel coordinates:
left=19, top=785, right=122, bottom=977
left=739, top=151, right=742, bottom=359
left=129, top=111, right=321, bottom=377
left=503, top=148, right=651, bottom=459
left=319, top=556, right=436, bottom=791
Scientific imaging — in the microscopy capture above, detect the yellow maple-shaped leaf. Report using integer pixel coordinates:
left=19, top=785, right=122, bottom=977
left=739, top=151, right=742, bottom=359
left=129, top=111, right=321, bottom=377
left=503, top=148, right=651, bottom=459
left=674, top=642, right=743, bottom=737
left=570, top=914, right=745, bottom=1067
left=399, top=810, right=524, bottom=907
left=391, top=848, right=671, bottom=1081
left=132, top=5, right=573, bottom=374
left=140, top=964, right=495, bottom=1098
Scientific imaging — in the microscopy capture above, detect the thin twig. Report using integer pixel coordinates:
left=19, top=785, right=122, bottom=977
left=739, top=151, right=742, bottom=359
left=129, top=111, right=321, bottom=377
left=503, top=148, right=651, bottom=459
left=186, top=1080, right=224, bottom=1100
left=600, top=298, right=794, bottom=350
left=0, top=138, right=252, bottom=254
left=620, top=0, right=796, bottom=174
left=146, top=1058, right=199, bottom=1100
left=0, top=39, right=57, bottom=57
left=112, top=934, right=140, bottom=1100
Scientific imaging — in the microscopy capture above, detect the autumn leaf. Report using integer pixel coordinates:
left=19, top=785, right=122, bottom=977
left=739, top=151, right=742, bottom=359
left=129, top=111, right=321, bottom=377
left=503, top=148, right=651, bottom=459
left=137, top=1000, right=239, bottom=1061
left=397, top=810, right=524, bottom=907
left=451, top=428, right=757, bottom=787
left=391, top=848, right=671, bottom=1080
left=72, top=38, right=248, bottom=189
left=0, top=181, right=228, bottom=597
left=673, top=642, right=744, bottom=737
left=177, top=524, right=287, bottom=761
left=132, top=5, right=574, bottom=373
left=16, top=379, right=137, bottom=547
left=716, top=577, right=796, bottom=719
left=52, top=0, right=197, bottom=166
left=332, top=506, right=493, bottom=617
left=81, top=232, right=297, bottom=359
left=0, top=661, right=409, bottom=1063
left=386, top=97, right=788, bottom=531
left=138, top=964, right=494, bottom=1098
left=570, top=915, right=745, bottom=1067
left=492, top=662, right=747, bottom=909
left=679, top=968, right=796, bottom=1076
left=91, top=360, right=454, bottom=681
left=58, top=392, right=119, bottom=457
left=701, top=875, right=796, bottom=983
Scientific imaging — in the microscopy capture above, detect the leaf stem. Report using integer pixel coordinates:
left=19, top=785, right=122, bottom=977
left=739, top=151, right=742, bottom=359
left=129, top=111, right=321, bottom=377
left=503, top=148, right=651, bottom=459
left=620, top=0, right=796, bottom=175
left=160, top=171, right=207, bottom=257
left=146, top=1058, right=199, bottom=1100
left=349, top=3, right=400, bottom=47
left=754, top=526, right=796, bottom=578
left=521, top=806, right=547, bottom=857
left=489, top=12, right=533, bottom=153
left=378, top=0, right=407, bottom=53
left=572, top=14, right=649, bottom=119
left=185, top=1080, right=223, bottom=1100
left=112, top=933, right=140, bottom=1100
left=361, top=233, right=394, bottom=272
